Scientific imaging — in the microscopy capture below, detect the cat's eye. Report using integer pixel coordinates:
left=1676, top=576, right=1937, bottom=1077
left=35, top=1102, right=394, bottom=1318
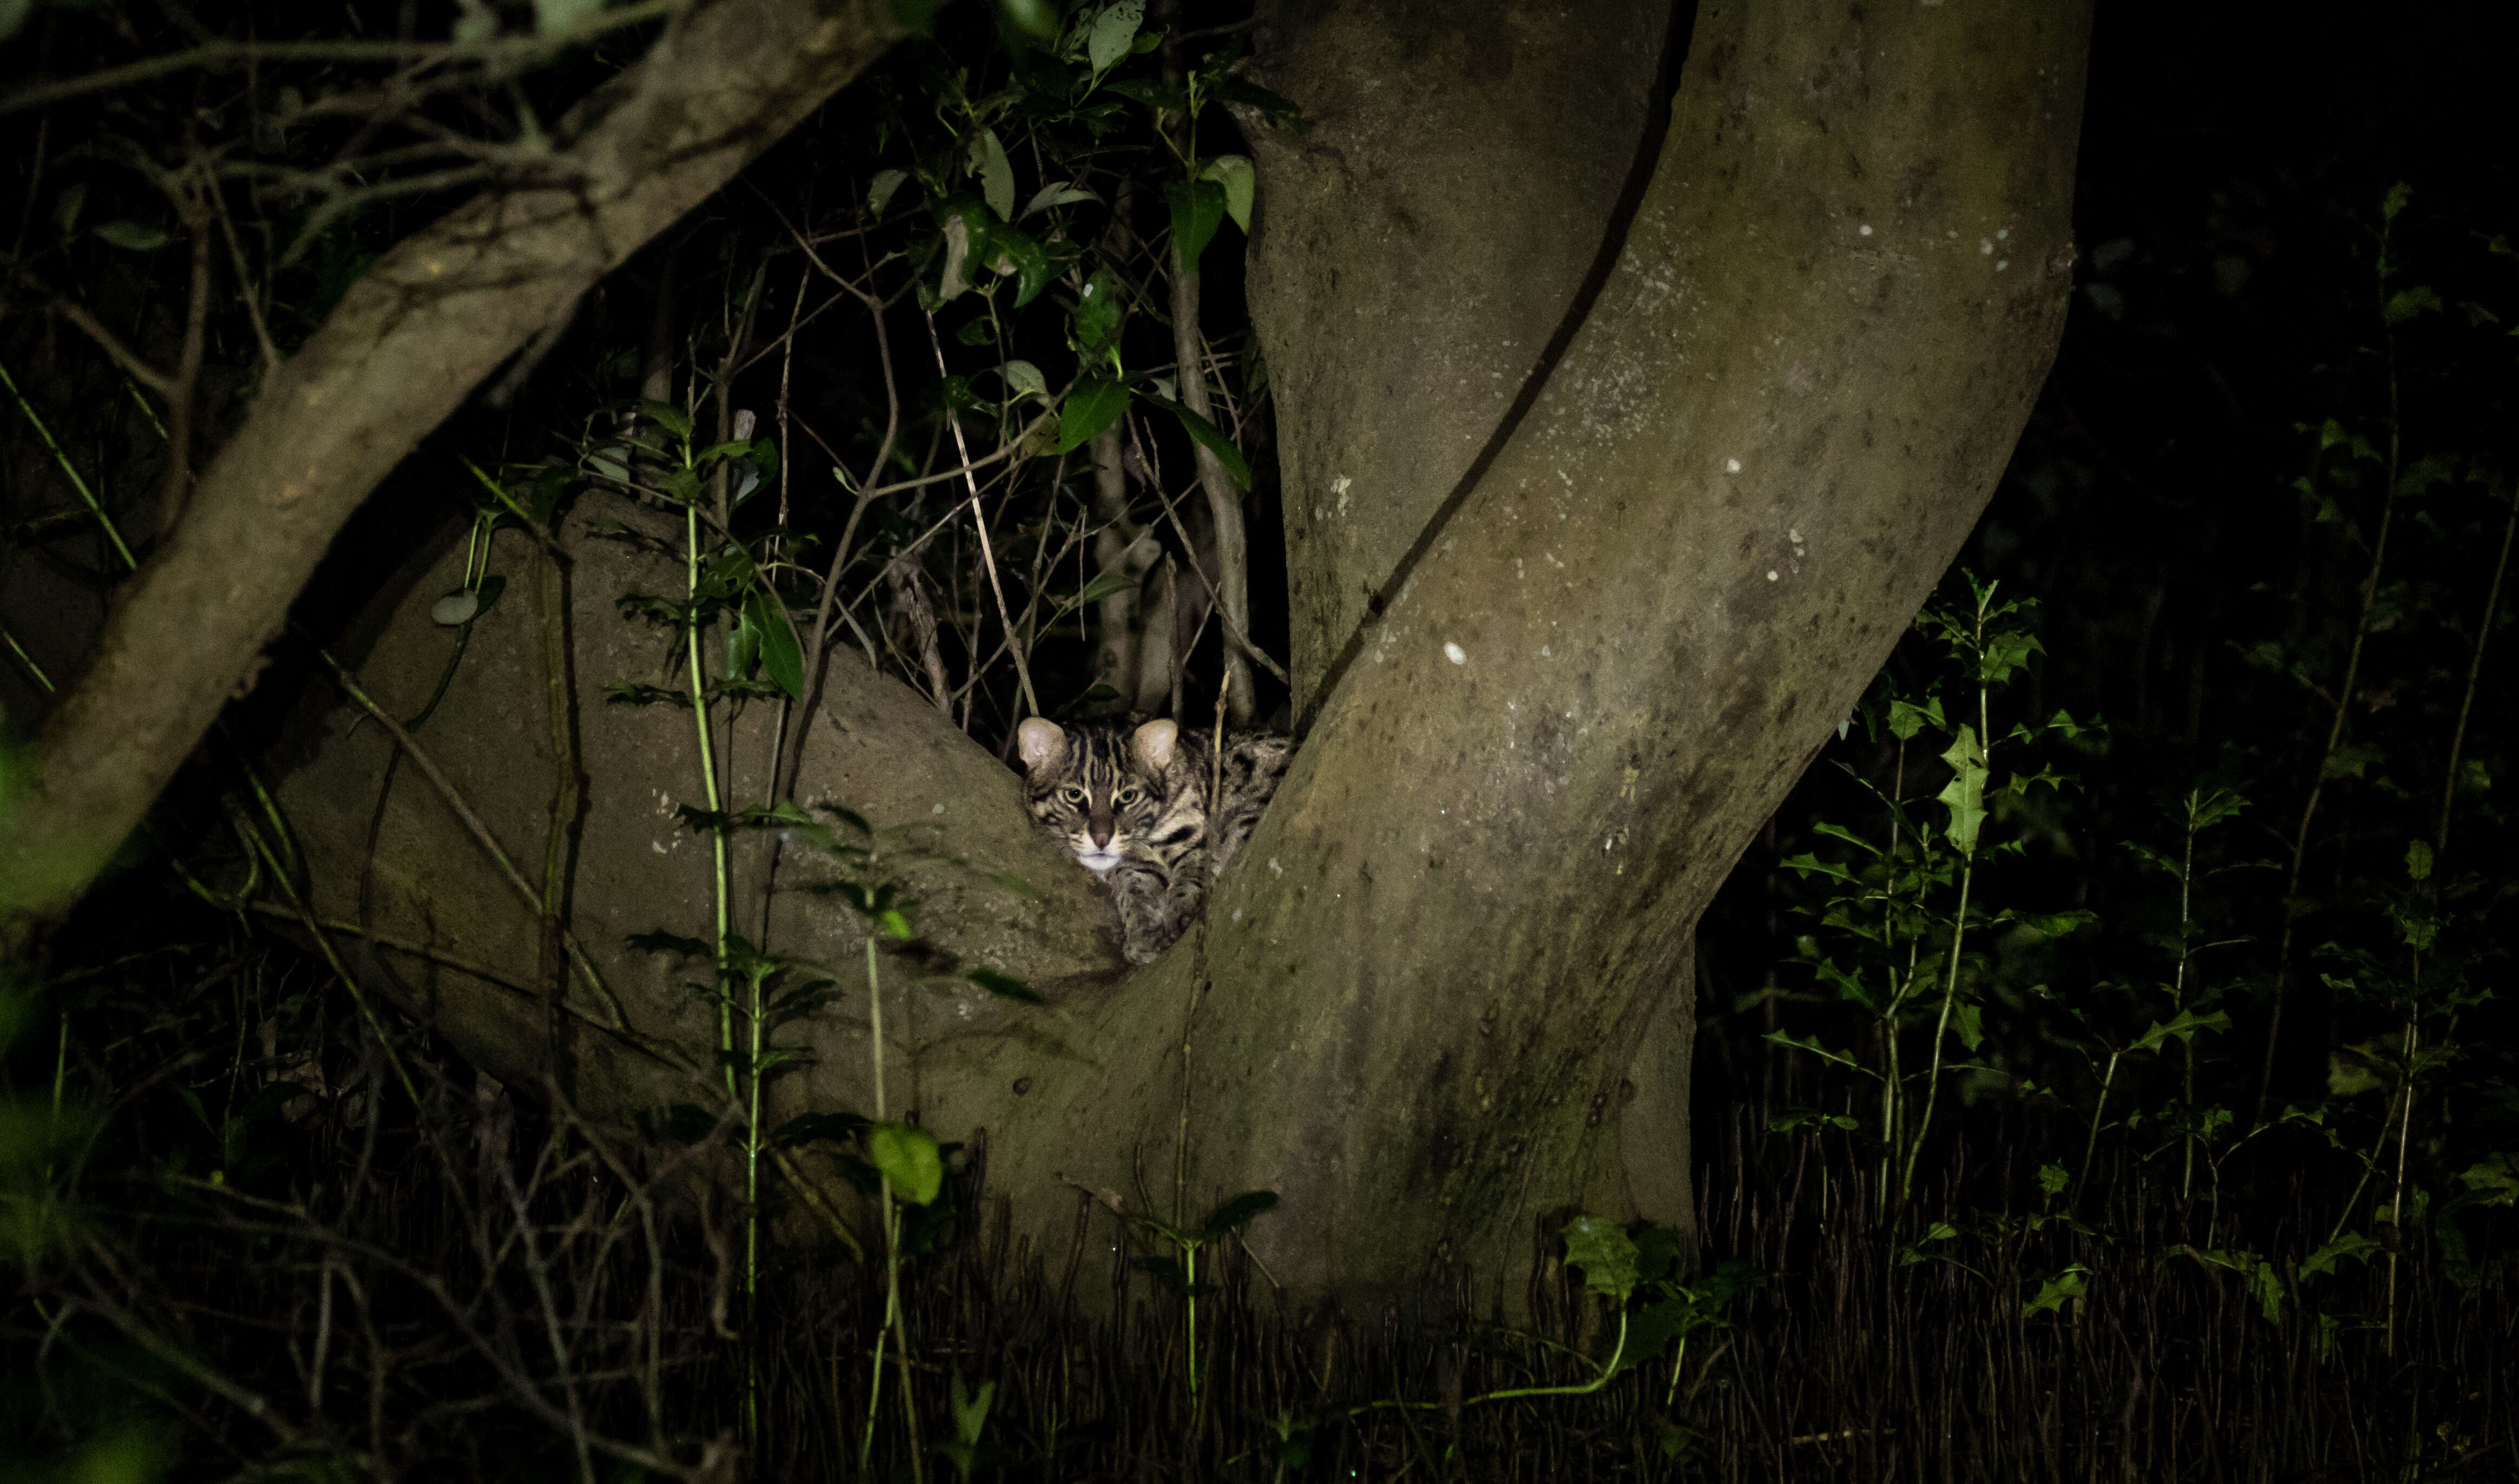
left=1114, top=787, right=1140, bottom=804
left=1058, top=785, right=1087, bottom=804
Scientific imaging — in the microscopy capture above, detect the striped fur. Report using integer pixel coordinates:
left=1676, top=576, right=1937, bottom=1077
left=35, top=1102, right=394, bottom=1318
left=1017, top=717, right=1291, bottom=963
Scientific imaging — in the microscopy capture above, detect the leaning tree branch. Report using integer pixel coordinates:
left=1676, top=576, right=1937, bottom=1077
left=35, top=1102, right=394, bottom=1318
left=1, top=0, right=929, bottom=947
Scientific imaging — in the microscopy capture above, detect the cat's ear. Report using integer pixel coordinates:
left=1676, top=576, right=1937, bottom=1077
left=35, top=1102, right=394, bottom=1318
left=1130, top=718, right=1178, bottom=771
left=1017, top=718, right=1068, bottom=775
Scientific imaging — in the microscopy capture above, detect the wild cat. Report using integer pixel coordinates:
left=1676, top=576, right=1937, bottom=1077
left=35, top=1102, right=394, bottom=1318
left=1016, top=717, right=1290, bottom=963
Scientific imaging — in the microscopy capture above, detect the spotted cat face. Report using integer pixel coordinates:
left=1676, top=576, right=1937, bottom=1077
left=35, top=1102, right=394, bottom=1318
left=1017, top=718, right=1188, bottom=876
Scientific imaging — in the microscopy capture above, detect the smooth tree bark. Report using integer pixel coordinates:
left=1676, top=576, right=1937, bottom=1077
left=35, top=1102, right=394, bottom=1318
left=960, top=0, right=2092, bottom=1303
left=0, top=0, right=922, bottom=947
left=25, top=0, right=2093, bottom=1314
left=1238, top=0, right=1676, bottom=717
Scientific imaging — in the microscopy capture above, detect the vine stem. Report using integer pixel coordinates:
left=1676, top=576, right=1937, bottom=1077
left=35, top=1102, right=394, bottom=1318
left=1901, top=602, right=1992, bottom=1210
left=2176, top=795, right=2199, bottom=1200
left=2436, top=487, right=2515, bottom=858
left=682, top=498, right=734, bottom=1094
left=2076, top=1048, right=2123, bottom=1213
left=857, top=932, right=925, bottom=1482
left=1, top=356, right=138, bottom=568
left=1903, top=852, right=1977, bottom=1208
left=1345, top=1310, right=1632, bottom=1416
left=2257, top=215, right=2407, bottom=1125
left=860, top=933, right=889, bottom=1473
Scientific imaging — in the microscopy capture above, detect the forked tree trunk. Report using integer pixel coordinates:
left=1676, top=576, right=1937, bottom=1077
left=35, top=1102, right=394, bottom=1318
left=19, top=0, right=2091, bottom=1316
left=952, top=0, right=2091, bottom=1306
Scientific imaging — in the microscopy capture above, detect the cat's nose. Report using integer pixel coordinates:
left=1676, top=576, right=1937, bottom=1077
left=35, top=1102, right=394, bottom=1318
left=1090, top=823, right=1113, bottom=848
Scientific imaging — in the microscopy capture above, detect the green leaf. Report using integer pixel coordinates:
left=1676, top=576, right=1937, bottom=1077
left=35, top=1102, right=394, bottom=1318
left=877, top=908, right=915, bottom=941
left=994, top=223, right=1056, bottom=307
left=2183, top=1248, right=2283, bottom=1322
left=1199, top=1189, right=1279, bottom=1240
left=1069, top=568, right=1140, bottom=608
left=1085, top=0, right=1143, bottom=74
left=2381, top=180, right=2412, bottom=221
left=640, top=400, right=694, bottom=442
left=1887, top=695, right=1944, bottom=741
left=2022, top=1265, right=2088, bottom=1317
left=2403, top=839, right=2433, bottom=882
left=1630, top=1222, right=1684, bottom=1286
left=2299, top=1230, right=2378, bottom=1279
left=1023, top=183, right=1099, bottom=218
left=1143, top=394, right=1250, bottom=488
left=970, top=128, right=1016, bottom=222
left=1761, top=1030, right=1874, bottom=1077
left=430, top=590, right=480, bottom=627
left=727, top=606, right=761, bottom=678
left=2382, top=285, right=2441, bottom=325
left=2014, top=909, right=2094, bottom=937
left=2321, top=741, right=2383, bottom=781
left=2246, top=1259, right=2284, bottom=1322
left=2132, top=1007, right=2231, bottom=1054
left=1562, top=1215, right=1640, bottom=1303
left=2394, top=454, right=2456, bottom=500
left=1895, top=1221, right=1963, bottom=1266
left=950, top=1372, right=997, bottom=1450
left=2186, top=786, right=2247, bottom=831
left=1107, top=77, right=1188, bottom=112
left=867, top=168, right=911, bottom=217
left=528, top=462, right=570, bottom=524
left=2456, top=1153, right=2518, bottom=1203
left=868, top=1122, right=944, bottom=1204
left=935, top=210, right=976, bottom=302
left=1609, top=1294, right=1696, bottom=1377
left=747, top=587, right=804, bottom=700
left=1938, top=724, right=1987, bottom=853
left=1164, top=178, right=1229, bottom=273
left=1003, top=359, right=1048, bottom=400
left=2036, top=1163, right=2071, bottom=1196
left=1198, top=154, right=1256, bottom=232
left=94, top=221, right=169, bottom=251
left=1057, top=376, right=1130, bottom=454
left=1767, top=1107, right=1860, bottom=1134
left=1952, top=1000, right=1983, bottom=1052
left=1977, top=629, right=2042, bottom=686
left=1807, top=820, right=1881, bottom=856
left=1070, top=268, right=1124, bottom=358
left=967, top=968, right=1042, bottom=1004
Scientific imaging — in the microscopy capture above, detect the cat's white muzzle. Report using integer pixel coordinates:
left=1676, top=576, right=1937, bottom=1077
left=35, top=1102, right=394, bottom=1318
left=1075, top=847, right=1123, bottom=875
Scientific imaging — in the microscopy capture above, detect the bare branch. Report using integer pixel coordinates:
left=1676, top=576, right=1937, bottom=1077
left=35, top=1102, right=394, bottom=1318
left=0, top=0, right=689, bottom=116
left=3, top=0, right=930, bottom=946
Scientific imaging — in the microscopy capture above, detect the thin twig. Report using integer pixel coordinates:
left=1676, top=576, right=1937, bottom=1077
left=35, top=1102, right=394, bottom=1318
left=924, top=307, right=1039, bottom=717
left=0, top=0, right=687, bottom=115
